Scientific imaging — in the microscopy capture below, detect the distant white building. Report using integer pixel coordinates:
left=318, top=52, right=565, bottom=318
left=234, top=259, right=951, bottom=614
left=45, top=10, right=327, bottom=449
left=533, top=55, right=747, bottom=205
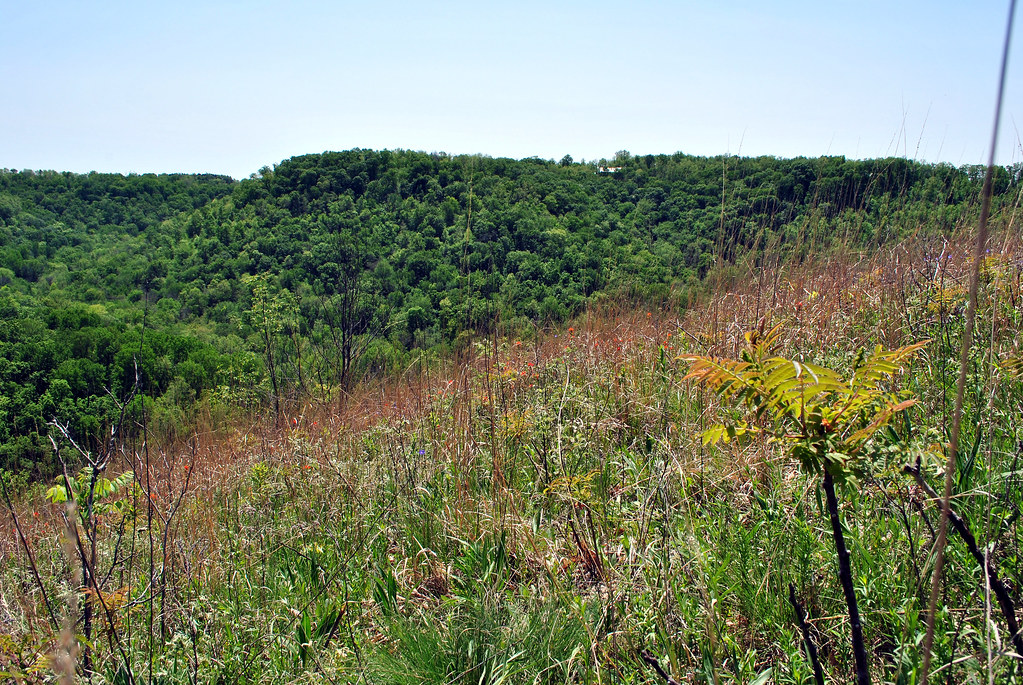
left=597, top=166, right=622, bottom=174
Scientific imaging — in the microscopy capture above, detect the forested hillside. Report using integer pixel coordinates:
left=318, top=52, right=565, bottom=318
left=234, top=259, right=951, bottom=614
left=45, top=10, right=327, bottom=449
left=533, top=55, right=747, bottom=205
left=1, top=151, right=1019, bottom=475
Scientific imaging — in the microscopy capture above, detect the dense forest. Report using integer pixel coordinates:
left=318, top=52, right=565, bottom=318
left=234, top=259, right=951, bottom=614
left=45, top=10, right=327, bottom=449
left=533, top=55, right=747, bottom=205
left=1, top=150, right=1019, bottom=475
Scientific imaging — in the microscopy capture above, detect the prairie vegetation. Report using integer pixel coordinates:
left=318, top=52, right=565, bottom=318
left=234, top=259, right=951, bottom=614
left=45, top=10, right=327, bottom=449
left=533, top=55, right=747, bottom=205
left=3, top=216, right=1023, bottom=682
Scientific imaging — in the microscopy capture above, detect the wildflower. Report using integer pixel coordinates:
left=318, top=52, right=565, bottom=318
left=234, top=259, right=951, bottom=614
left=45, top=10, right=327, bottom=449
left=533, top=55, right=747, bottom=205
left=418, top=449, right=426, bottom=455
left=302, top=464, right=312, bottom=470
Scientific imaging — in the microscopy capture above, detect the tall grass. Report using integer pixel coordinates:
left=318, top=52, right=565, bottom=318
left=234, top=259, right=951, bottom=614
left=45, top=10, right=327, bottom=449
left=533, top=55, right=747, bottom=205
left=2, top=226, right=1022, bottom=683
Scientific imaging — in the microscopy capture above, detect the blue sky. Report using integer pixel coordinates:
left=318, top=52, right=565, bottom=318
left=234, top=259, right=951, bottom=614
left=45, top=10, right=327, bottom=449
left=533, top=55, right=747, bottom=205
left=1, top=1, right=1019, bottom=179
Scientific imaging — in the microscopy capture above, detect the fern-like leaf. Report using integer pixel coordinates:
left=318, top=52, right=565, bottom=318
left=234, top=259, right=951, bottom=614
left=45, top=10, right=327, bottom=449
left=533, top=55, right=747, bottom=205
left=851, top=341, right=928, bottom=391
left=845, top=397, right=918, bottom=446
left=682, top=329, right=926, bottom=480
left=680, top=355, right=756, bottom=402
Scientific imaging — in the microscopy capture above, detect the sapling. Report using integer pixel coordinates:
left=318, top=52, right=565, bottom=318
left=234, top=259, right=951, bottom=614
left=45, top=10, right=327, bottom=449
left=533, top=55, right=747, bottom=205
left=681, top=324, right=926, bottom=685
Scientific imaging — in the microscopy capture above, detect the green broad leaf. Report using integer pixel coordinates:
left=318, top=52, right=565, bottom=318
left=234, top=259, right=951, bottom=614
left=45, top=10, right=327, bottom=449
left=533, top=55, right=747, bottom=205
left=45, top=485, right=67, bottom=504
left=702, top=425, right=729, bottom=445
left=703, top=424, right=756, bottom=445
left=770, top=377, right=805, bottom=399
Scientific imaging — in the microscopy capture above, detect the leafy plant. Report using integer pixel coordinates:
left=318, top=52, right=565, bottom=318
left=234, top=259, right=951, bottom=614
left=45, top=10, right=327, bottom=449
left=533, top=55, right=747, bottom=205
left=45, top=466, right=133, bottom=519
left=681, top=324, right=927, bottom=685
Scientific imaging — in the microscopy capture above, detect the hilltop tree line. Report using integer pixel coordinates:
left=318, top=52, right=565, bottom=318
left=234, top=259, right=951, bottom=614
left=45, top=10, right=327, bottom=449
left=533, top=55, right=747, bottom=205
left=1, top=151, right=1019, bottom=475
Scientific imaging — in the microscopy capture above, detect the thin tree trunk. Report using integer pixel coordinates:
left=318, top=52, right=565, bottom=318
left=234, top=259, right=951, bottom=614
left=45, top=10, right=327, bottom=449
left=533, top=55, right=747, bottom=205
left=823, top=471, right=870, bottom=685
left=905, top=464, right=1023, bottom=659
left=790, top=584, right=826, bottom=685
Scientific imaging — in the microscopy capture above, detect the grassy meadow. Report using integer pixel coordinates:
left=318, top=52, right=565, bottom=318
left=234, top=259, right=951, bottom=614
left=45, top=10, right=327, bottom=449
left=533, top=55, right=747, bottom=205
left=2, top=227, right=1023, bottom=683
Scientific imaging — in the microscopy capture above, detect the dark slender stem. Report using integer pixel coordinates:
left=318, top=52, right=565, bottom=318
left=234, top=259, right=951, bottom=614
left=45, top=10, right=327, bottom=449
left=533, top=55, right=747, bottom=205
left=640, top=650, right=680, bottom=685
left=0, top=474, right=59, bottom=631
left=905, top=464, right=1023, bottom=659
left=823, top=472, right=870, bottom=685
left=63, top=510, right=136, bottom=684
left=921, top=1, right=1017, bottom=682
left=789, top=584, right=826, bottom=685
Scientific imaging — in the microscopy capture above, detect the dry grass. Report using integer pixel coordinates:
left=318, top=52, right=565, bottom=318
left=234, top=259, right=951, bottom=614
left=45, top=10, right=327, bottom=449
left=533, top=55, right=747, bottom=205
left=3, top=227, right=1022, bottom=682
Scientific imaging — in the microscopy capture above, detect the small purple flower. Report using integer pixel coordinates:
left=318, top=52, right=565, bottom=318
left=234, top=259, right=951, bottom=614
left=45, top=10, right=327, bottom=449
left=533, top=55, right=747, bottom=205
left=418, top=449, right=426, bottom=456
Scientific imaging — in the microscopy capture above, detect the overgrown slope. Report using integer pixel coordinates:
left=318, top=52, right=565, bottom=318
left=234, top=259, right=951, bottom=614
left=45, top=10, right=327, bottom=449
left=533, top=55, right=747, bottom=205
left=2, top=230, right=1022, bottom=683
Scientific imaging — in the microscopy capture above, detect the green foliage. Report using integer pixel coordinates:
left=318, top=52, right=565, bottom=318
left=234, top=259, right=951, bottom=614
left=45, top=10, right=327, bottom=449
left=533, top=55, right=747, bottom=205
left=682, top=325, right=927, bottom=483
left=44, top=466, right=133, bottom=518
left=683, top=326, right=934, bottom=684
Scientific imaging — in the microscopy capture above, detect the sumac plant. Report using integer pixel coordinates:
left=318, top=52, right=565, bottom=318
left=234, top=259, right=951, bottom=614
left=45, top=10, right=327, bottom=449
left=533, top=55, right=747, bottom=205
left=681, top=324, right=927, bottom=685
left=45, top=467, right=134, bottom=520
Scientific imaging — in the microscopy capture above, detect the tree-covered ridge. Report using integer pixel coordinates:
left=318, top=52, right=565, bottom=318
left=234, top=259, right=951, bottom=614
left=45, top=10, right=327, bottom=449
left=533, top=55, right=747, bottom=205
left=157, top=150, right=1019, bottom=338
left=0, top=170, right=235, bottom=293
left=0, top=171, right=238, bottom=473
left=0, top=152, right=1019, bottom=475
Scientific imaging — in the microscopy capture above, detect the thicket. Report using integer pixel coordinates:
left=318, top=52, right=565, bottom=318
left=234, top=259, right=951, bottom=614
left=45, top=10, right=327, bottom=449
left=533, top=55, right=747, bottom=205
left=1, top=152, right=1020, bottom=476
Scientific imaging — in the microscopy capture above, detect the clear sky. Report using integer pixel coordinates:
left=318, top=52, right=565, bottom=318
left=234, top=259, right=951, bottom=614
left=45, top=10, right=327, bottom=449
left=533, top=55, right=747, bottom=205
left=2, top=0, right=1020, bottom=179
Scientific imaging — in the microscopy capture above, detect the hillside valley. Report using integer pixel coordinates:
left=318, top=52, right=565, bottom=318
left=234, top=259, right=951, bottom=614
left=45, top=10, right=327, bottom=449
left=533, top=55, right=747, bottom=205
left=1, top=150, right=1017, bottom=475
left=0, top=150, right=1022, bottom=683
